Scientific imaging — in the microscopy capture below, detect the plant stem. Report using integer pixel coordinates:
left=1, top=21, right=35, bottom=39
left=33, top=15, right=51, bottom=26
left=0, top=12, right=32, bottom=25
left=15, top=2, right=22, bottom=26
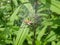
left=32, top=0, right=38, bottom=45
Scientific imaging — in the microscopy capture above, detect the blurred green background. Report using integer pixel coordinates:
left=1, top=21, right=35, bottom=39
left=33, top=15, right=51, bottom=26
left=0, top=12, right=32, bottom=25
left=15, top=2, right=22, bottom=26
left=0, top=0, right=60, bottom=45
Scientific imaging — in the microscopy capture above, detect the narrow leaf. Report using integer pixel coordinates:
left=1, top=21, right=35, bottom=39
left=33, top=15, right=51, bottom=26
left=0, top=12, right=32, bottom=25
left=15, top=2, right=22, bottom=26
left=37, top=25, right=47, bottom=41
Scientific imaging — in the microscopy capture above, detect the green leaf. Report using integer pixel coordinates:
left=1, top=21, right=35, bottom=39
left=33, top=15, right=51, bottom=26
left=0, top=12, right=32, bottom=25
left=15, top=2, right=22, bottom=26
left=19, top=0, right=34, bottom=15
left=0, top=28, right=5, bottom=31
left=36, top=40, right=41, bottom=45
left=9, top=5, right=21, bottom=25
left=26, top=32, right=33, bottom=45
left=52, top=18, right=60, bottom=25
left=56, top=41, right=60, bottom=45
left=41, top=0, right=60, bottom=14
left=45, top=31, right=56, bottom=42
left=14, top=23, right=29, bottom=45
left=12, top=0, right=18, bottom=6
left=37, top=25, right=47, bottom=41
left=52, top=41, right=56, bottom=45
left=19, top=0, right=29, bottom=3
left=50, top=0, right=60, bottom=14
left=40, top=0, right=46, bottom=4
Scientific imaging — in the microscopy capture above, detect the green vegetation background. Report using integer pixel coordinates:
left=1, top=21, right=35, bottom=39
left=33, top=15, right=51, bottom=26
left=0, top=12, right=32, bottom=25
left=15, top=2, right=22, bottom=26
left=0, top=0, right=60, bottom=45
